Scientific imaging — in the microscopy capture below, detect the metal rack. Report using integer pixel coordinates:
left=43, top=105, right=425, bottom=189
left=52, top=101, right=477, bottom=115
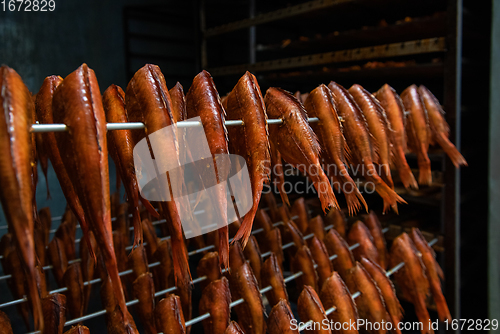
left=198, top=1, right=493, bottom=329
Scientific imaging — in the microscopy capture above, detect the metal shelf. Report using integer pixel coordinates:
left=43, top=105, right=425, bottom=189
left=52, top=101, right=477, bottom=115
left=204, top=0, right=353, bottom=37
left=208, top=37, right=446, bottom=76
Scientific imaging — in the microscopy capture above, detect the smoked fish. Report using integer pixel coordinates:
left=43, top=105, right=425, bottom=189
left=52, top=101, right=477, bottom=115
left=324, top=229, right=355, bottom=281
left=155, top=294, right=186, bottom=334
left=298, top=286, right=331, bottom=334
left=0, top=65, right=43, bottom=331
left=265, top=87, right=338, bottom=213
left=347, top=221, right=380, bottom=267
left=186, top=70, right=231, bottom=269
left=53, top=64, right=135, bottom=330
left=226, top=72, right=271, bottom=247
left=199, top=277, right=231, bottom=334
left=374, top=84, right=418, bottom=189
left=401, top=85, right=432, bottom=185
left=261, top=253, right=289, bottom=307
left=362, top=211, right=387, bottom=269
left=418, top=85, right=467, bottom=168
left=304, top=85, right=367, bottom=214
left=267, top=300, right=299, bottom=334
left=328, top=82, right=405, bottom=213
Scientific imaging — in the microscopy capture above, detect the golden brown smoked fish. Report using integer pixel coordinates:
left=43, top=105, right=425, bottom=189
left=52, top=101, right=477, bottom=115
left=319, top=272, right=359, bottom=334
left=155, top=294, right=186, bottom=334
left=64, top=325, right=90, bottom=334
left=270, top=141, right=290, bottom=206
left=0, top=309, right=14, bottom=334
left=225, top=321, right=245, bottom=334
left=360, top=258, right=402, bottom=334
left=349, top=84, right=394, bottom=189
left=197, top=251, right=221, bottom=291
left=308, top=215, right=325, bottom=241
left=126, top=64, right=191, bottom=287
left=0, top=66, right=43, bottom=331
left=268, top=300, right=299, bottom=334
left=325, top=209, right=347, bottom=239
left=154, top=239, right=175, bottom=292
left=362, top=211, right=387, bottom=269
left=104, top=84, right=153, bottom=248
left=324, top=229, right=355, bottom=281
left=133, top=273, right=157, bottom=334
left=328, top=82, right=405, bottom=213
left=199, top=277, right=231, bottom=334
left=243, top=235, right=263, bottom=285
left=48, top=236, right=68, bottom=287
left=305, top=85, right=367, bottom=214
left=265, top=88, right=338, bottom=212
left=261, top=253, right=289, bottom=307
left=226, top=72, right=271, bottom=246
left=374, top=84, right=418, bottom=189
left=298, top=286, right=331, bottom=334
left=63, top=262, right=85, bottom=319
left=229, top=262, right=266, bottom=334
left=418, top=85, right=467, bottom=168
left=401, top=85, right=432, bottom=185
left=36, top=75, right=96, bottom=261
left=347, top=221, right=380, bottom=266
left=187, top=70, right=231, bottom=269
left=80, top=231, right=97, bottom=314
left=42, top=293, right=66, bottom=334
left=291, top=197, right=310, bottom=234
left=292, top=245, right=319, bottom=293
left=309, top=236, right=333, bottom=289
left=53, top=64, right=136, bottom=331
left=390, top=233, right=433, bottom=334
left=346, top=263, right=390, bottom=334
left=411, top=228, right=451, bottom=322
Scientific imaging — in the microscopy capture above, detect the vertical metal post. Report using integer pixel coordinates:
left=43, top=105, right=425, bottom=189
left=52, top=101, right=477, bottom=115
left=443, top=0, right=462, bottom=328
left=249, top=0, right=256, bottom=64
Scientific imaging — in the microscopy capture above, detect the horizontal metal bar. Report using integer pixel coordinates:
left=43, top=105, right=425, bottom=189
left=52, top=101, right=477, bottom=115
left=209, top=37, right=446, bottom=76
left=204, top=0, right=352, bottom=37
left=29, top=118, right=320, bottom=133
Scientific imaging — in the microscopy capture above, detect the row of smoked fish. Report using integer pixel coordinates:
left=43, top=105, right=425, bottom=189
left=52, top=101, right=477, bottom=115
left=0, top=191, right=449, bottom=334
left=0, top=62, right=462, bottom=333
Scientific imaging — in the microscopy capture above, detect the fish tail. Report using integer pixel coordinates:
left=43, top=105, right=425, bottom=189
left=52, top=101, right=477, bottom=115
left=341, top=177, right=368, bottom=215
left=312, top=169, right=338, bottom=212
left=171, top=232, right=192, bottom=287
left=219, top=226, right=230, bottom=270
left=131, top=206, right=143, bottom=250
left=233, top=204, right=258, bottom=248
left=414, top=294, right=434, bottom=334
left=391, top=317, right=403, bottom=334
left=394, top=145, right=418, bottom=189
left=381, top=163, right=395, bottom=189
left=371, top=173, right=406, bottom=214
left=431, top=280, right=452, bottom=322
left=26, top=266, right=44, bottom=332
left=417, top=147, right=432, bottom=186
left=436, top=133, right=467, bottom=168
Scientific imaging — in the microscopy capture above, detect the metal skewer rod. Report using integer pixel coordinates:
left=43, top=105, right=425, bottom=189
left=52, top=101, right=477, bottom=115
left=30, top=118, right=319, bottom=133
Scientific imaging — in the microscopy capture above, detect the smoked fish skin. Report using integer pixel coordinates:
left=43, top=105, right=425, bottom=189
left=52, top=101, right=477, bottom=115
left=304, top=84, right=367, bottom=215
left=401, top=85, right=432, bottom=186
left=0, top=65, right=43, bottom=332
left=417, top=85, right=467, bottom=168
left=374, top=84, right=418, bottom=189
left=410, top=228, right=451, bottom=322
left=53, top=64, right=135, bottom=330
left=226, top=72, right=271, bottom=247
left=349, top=84, right=394, bottom=189
left=265, top=87, right=338, bottom=213
left=328, top=81, right=404, bottom=213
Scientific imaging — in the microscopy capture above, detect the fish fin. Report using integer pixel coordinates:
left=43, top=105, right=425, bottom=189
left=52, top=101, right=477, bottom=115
left=343, top=139, right=354, bottom=167
left=171, top=233, right=192, bottom=288
left=232, top=200, right=259, bottom=247
left=380, top=163, right=395, bottom=189
left=435, top=133, right=467, bottom=168
left=310, top=170, right=338, bottom=213
left=417, top=147, right=432, bottom=186
left=139, top=196, right=160, bottom=218
left=372, top=176, right=406, bottom=213
left=219, top=226, right=230, bottom=270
